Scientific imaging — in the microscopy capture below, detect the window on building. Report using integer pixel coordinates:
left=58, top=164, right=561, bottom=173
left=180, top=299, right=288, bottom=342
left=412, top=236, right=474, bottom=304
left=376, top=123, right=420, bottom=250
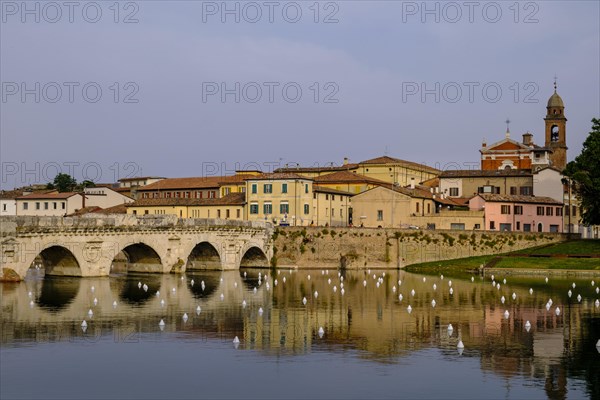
left=53, top=202, right=57, bottom=209
left=35, top=202, right=40, bottom=210
left=416, top=202, right=420, bottom=213
left=226, top=209, right=230, bottom=218
left=537, top=206, right=544, bottom=216
left=572, top=205, right=577, bottom=216
left=210, top=191, right=216, bottom=198
left=325, top=208, right=329, bottom=217
left=501, top=205, right=511, bottom=214
left=217, top=210, right=221, bottom=218
left=325, top=194, right=329, bottom=200
left=377, top=210, right=383, bottom=221
left=236, top=209, right=241, bottom=218
left=2, top=204, right=5, bottom=211
left=250, top=203, right=259, bottom=214
left=550, top=225, right=559, bottom=233
left=546, top=206, right=553, bottom=216
left=450, top=223, right=465, bottom=230
left=332, top=195, right=335, bottom=201
left=175, top=192, right=181, bottom=198
left=166, top=192, right=172, bottom=198
left=427, top=203, right=431, bottom=214
left=133, top=210, right=137, bottom=215
left=264, top=203, right=272, bottom=214
left=305, top=184, right=309, bottom=193
left=513, top=205, right=523, bottom=215
left=449, top=187, right=459, bottom=197
left=490, top=221, right=496, bottom=230
left=264, top=184, right=272, bottom=194
left=143, top=193, right=149, bottom=199
left=510, top=187, right=517, bottom=195
left=313, top=193, right=317, bottom=199
left=282, top=183, right=287, bottom=194
left=500, top=223, right=512, bottom=232
left=280, top=203, right=289, bottom=214
left=304, top=204, right=309, bottom=214
left=523, top=223, right=531, bottom=232
left=516, top=221, right=521, bottom=230
left=61, top=202, right=65, bottom=210
left=556, top=207, right=563, bottom=216
left=251, top=184, right=257, bottom=194
left=520, top=186, right=532, bottom=196
left=23, top=202, right=28, bottom=210
left=44, top=202, right=48, bottom=210
left=144, top=210, right=149, bottom=215
left=474, top=224, right=481, bottom=229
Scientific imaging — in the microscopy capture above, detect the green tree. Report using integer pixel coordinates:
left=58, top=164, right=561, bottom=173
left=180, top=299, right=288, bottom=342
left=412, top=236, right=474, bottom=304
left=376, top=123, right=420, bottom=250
left=563, top=118, right=600, bottom=226
left=78, top=180, right=96, bottom=190
left=52, top=173, right=77, bottom=192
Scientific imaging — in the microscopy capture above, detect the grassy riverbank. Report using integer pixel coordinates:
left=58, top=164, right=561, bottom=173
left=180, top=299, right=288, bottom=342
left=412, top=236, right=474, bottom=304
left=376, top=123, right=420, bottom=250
left=405, top=240, right=600, bottom=275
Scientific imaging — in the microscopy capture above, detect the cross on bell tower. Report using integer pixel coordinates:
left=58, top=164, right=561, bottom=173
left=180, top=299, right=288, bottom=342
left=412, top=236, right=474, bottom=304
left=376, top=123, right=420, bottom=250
left=505, top=118, right=511, bottom=138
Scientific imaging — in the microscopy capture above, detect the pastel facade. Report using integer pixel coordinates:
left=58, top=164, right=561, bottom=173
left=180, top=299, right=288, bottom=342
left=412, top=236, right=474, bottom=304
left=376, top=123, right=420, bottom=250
left=16, top=192, right=85, bottom=216
left=350, top=186, right=435, bottom=228
left=84, top=186, right=134, bottom=209
left=118, top=176, right=165, bottom=188
left=126, top=193, right=246, bottom=220
left=440, top=170, right=534, bottom=198
left=0, top=190, right=21, bottom=216
left=312, top=186, right=352, bottom=227
left=245, top=173, right=314, bottom=226
left=469, top=194, right=563, bottom=233
left=313, top=171, right=387, bottom=195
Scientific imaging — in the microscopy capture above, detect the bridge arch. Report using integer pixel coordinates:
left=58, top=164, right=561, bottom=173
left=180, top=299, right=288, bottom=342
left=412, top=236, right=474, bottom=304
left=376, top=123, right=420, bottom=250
left=240, top=246, right=269, bottom=268
left=36, top=245, right=83, bottom=277
left=186, top=242, right=222, bottom=271
left=115, top=242, right=163, bottom=274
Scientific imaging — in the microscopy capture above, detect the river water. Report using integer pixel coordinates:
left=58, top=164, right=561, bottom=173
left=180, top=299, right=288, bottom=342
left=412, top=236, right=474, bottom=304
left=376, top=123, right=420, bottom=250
left=1, top=268, right=599, bottom=399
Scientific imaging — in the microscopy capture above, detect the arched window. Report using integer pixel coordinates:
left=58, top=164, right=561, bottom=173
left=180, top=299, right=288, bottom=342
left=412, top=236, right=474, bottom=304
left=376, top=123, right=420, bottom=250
left=551, top=125, right=559, bottom=142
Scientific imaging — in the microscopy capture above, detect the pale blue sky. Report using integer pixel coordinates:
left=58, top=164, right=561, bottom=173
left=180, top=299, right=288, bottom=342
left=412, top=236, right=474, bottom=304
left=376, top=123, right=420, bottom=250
left=1, top=1, right=599, bottom=187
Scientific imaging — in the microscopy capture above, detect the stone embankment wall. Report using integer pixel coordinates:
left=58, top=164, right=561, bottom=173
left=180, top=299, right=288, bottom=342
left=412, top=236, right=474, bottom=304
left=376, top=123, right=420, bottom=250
left=272, top=227, right=572, bottom=269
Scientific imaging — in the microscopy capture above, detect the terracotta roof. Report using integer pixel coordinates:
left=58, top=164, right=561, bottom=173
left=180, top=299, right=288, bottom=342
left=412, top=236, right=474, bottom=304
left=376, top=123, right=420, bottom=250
left=313, top=185, right=353, bottom=196
left=476, top=194, right=562, bottom=205
left=16, top=192, right=83, bottom=200
left=274, top=164, right=359, bottom=173
left=67, top=206, right=103, bottom=216
left=433, top=196, right=471, bottom=207
left=420, top=177, right=439, bottom=188
left=0, top=189, right=25, bottom=200
left=392, top=186, right=433, bottom=199
left=118, top=176, right=166, bottom=182
left=95, top=203, right=129, bottom=214
left=244, top=173, right=312, bottom=181
left=359, top=156, right=440, bottom=174
left=137, top=177, right=226, bottom=191
left=127, top=192, right=246, bottom=207
left=440, top=169, right=533, bottom=178
left=313, top=170, right=387, bottom=185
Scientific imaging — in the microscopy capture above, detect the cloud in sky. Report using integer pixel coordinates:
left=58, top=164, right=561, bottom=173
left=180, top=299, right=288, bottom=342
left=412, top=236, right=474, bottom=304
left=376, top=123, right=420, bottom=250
left=1, top=1, right=598, bottom=187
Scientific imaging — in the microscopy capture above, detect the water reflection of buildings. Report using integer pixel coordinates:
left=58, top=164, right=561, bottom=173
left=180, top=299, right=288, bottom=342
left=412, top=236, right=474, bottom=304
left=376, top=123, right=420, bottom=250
left=1, top=270, right=598, bottom=397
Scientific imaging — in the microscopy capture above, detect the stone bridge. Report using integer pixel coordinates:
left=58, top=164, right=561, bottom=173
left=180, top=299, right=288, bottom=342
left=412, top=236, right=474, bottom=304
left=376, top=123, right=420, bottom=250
left=0, top=215, right=274, bottom=281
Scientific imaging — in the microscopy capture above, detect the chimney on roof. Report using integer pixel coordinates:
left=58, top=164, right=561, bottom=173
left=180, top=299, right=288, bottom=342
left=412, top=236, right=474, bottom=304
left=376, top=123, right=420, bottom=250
left=343, top=157, right=348, bottom=166
left=482, top=138, right=487, bottom=148
left=522, top=132, right=533, bottom=146
left=410, top=177, right=415, bottom=189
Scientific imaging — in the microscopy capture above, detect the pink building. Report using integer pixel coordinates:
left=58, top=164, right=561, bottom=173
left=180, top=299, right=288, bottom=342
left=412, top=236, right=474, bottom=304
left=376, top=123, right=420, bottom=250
left=469, top=194, right=563, bottom=233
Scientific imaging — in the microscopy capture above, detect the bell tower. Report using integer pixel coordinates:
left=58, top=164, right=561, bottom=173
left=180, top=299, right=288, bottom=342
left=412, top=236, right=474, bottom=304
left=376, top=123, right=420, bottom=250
left=544, top=80, right=567, bottom=170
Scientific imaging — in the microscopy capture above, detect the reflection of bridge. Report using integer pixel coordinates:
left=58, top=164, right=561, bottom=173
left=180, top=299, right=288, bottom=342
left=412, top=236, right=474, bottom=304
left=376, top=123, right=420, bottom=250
left=0, top=215, right=273, bottom=280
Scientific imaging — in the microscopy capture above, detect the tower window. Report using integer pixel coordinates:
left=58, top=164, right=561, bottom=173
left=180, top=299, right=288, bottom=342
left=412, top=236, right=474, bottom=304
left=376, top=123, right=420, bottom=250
left=551, top=125, right=559, bottom=142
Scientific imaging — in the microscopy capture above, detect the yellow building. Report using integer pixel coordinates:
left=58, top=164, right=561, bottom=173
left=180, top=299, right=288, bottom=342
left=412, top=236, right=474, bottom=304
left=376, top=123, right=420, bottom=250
left=126, top=193, right=246, bottom=220
left=245, top=173, right=314, bottom=226
left=350, top=185, right=436, bottom=228
left=312, top=186, right=352, bottom=227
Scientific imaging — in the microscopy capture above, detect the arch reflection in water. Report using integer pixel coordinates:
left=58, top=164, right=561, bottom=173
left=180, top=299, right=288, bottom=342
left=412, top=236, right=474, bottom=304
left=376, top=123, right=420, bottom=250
left=36, top=276, right=81, bottom=312
left=187, top=271, right=220, bottom=299
left=239, top=268, right=263, bottom=291
left=117, top=275, right=162, bottom=305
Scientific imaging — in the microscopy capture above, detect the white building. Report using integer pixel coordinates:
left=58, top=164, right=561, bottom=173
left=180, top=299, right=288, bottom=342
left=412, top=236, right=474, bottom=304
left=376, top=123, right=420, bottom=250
left=16, top=192, right=85, bottom=216
left=118, top=176, right=165, bottom=188
left=0, top=190, right=20, bottom=216
left=84, top=186, right=134, bottom=209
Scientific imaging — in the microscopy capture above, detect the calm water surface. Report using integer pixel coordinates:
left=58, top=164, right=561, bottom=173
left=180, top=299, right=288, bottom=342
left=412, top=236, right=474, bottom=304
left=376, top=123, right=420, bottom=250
left=1, top=268, right=599, bottom=399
